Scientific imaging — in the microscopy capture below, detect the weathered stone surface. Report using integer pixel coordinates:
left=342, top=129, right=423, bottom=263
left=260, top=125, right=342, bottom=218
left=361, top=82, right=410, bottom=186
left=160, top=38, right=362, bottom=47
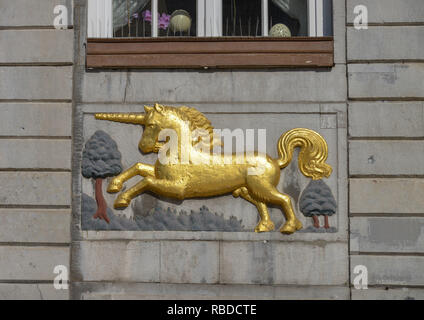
left=0, top=172, right=71, bottom=206
left=0, top=0, right=73, bottom=27
left=351, top=255, right=424, bottom=286
left=82, top=111, right=341, bottom=235
left=0, top=140, right=71, bottom=169
left=350, top=179, right=424, bottom=214
left=0, top=103, right=72, bottom=137
left=0, top=67, right=73, bottom=100
left=347, top=0, right=424, bottom=23
left=0, top=30, right=74, bottom=63
left=0, top=209, right=70, bottom=243
left=352, top=287, right=424, bottom=300
left=0, top=283, right=69, bottom=300
left=349, top=141, right=424, bottom=175
left=83, top=102, right=322, bottom=114
left=161, top=241, right=219, bottom=284
left=0, top=246, right=69, bottom=280
left=347, top=26, right=424, bottom=61
left=348, top=64, right=424, bottom=99
left=74, top=241, right=160, bottom=282
left=74, top=282, right=349, bottom=300
left=351, top=217, right=424, bottom=253
left=220, top=242, right=348, bottom=285
left=82, top=65, right=347, bottom=103
left=349, top=102, right=424, bottom=137
left=82, top=229, right=347, bottom=243
left=333, top=1, right=346, bottom=64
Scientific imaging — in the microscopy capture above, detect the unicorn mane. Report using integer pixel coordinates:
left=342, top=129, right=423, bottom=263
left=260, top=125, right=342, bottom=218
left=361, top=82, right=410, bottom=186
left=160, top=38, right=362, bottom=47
left=161, top=105, right=221, bottom=148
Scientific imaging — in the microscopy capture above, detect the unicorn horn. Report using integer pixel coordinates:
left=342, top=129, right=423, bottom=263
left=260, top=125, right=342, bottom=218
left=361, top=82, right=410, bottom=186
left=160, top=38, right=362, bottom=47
left=94, top=113, right=145, bottom=125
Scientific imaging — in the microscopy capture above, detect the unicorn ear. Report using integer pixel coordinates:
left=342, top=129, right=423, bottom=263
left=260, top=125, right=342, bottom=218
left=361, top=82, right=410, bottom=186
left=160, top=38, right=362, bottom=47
left=144, top=105, right=153, bottom=113
left=154, top=103, right=164, bottom=113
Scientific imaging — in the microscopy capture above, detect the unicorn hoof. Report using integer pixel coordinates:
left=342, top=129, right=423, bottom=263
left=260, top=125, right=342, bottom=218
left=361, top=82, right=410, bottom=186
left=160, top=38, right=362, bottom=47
left=255, top=220, right=275, bottom=233
left=280, top=219, right=303, bottom=234
left=108, top=180, right=123, bottom=193
left=114, top=195, right=131, bottom=209
left=232, top=187, right=248, bottom=198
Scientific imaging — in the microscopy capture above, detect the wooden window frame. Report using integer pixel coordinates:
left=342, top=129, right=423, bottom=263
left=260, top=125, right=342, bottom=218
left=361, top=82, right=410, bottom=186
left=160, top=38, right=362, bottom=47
left=86, top=36, right=333, bottom=69
left=86, top=0, right=334, bottom=69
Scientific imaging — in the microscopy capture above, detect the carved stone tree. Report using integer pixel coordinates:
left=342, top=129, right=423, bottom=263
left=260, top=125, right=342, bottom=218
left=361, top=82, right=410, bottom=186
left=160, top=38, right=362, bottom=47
left=299, top=180, right=336, bottom=229
left=82, top=130, right=123, bottom=223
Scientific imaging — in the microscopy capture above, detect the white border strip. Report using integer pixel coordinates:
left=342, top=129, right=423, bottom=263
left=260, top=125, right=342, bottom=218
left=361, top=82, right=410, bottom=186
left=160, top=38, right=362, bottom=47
left=151, top=0, right=158, bottom=37
left=197, top=0, right=205, bottom=36
left=316, top=0, right=324, bottom=36
left=308, top=0, right=316, bottom=36
left=262, top=0, right=268, bottom=36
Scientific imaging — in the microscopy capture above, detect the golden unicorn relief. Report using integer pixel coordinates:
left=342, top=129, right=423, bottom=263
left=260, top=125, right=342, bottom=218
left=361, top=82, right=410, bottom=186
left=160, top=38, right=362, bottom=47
left=95, top=103, right=332, bottom=234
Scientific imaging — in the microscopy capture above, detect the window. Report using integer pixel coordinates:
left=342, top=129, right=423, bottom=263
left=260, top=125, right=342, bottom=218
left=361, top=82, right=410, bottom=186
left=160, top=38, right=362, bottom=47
left=87, top=0, right=334, bottom=68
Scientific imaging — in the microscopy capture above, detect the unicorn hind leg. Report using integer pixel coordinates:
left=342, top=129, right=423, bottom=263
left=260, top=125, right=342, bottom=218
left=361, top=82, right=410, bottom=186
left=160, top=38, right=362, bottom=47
left=245, top=177, right=302, bottom=234
left=233, top=187, right=275, bottom=233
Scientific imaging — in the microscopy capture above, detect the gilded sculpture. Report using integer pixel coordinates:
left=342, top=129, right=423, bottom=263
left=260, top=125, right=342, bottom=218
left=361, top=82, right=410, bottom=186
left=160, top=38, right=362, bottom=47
left=95, top=103, right=332, bottom=234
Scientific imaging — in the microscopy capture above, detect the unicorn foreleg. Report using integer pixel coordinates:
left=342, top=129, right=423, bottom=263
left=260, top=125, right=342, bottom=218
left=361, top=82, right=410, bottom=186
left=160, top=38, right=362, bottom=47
left=114, top=178, right=150, bottom=208
left=108, top=163, right=155, bottom=193
left=114, top=177, right=186, bottom=209
left=233, top=187, right=275, bottom=233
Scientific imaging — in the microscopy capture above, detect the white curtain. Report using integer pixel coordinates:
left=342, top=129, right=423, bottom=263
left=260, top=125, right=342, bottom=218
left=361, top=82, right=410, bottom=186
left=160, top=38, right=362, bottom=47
left=271, top=0, right=308, bottom=35
left=113, top=0, right=150, bottom=31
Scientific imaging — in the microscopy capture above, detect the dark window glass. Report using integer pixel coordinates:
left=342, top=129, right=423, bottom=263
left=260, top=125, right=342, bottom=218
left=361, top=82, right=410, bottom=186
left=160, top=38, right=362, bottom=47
left=223, top=0, right=262, bottom=37
left=268, top=0, right=308, bottom=37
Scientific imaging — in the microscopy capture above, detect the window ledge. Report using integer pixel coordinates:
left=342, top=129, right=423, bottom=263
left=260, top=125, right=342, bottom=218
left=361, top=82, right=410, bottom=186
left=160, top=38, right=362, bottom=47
left=86, top=37, right=334, bottom=69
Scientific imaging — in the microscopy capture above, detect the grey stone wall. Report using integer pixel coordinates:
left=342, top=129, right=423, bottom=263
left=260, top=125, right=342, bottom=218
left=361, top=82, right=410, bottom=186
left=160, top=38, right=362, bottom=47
left=0, top=0, right=73, bottom=299
left=70, top=0, right=349, bottom=300
left=1, top=0, right=423, bottom=300
left=347, top=0, right=424, bottom=300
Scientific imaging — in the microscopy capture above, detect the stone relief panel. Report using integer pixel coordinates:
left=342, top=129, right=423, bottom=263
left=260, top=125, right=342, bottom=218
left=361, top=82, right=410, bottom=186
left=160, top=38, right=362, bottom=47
left=80, top=104, right=344, bottom=238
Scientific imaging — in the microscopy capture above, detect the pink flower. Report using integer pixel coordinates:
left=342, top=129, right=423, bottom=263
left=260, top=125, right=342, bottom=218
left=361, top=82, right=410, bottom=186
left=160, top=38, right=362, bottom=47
left=141, top=11, right=170, bottom=29
left=141, top=10, right=152, bottom=22
left=158, top=13, right=171, bottom=30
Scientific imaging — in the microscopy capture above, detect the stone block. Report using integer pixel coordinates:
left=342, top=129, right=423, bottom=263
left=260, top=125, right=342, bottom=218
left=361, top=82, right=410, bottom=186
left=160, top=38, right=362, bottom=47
left=349, top=102, right=424, bottom=138
left=0, top=30, right=74, bottom=63
left=347, top=0, right=424, bottom=23
left=82, top=65, right=347, bottom=103
left=0, top=103, right=72, bottom=137
left=0, top=283, right=69, bottom=300
left=350, top=179, right=424, bottom=214
left=0, top=139, right=71, bottom=169
left=0, top=172, right=71, bottom=206
left=351, top=255, right=424, bottom=286
left=0, top=209, right=70, bottom=243
left=220, top=241, right=348, bottom=285
left=74, top=241, right=160, bottom=282
left=0, top=67, right=73, bottom=100
left=349, top=141, right=424, bottom=175
left=73, top=282, right=349, bottom=300
left=348, top=64, right=424, bottom=99
left=352, top=287, right=424, bottom=300
left=347, top=26, right=424, bottom=61
left=350, top=217, right=424, bottom=253
left=0, top=0, right=73, bottom=27
left=0, top=246, right=69, bottom=280
left=160, top=241, right=219, bottom=284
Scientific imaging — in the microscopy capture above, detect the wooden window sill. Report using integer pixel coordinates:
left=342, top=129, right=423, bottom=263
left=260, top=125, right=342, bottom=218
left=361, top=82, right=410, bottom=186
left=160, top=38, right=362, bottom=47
left=86, top=37, right=334, bottom=69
